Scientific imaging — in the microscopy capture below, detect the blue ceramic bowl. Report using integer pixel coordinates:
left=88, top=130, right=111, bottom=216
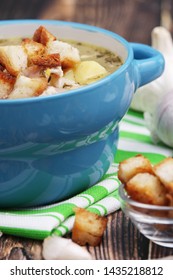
left=0, top=20, right=164, bottom=207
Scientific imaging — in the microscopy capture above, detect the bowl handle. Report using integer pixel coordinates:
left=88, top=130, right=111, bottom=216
left=130, top=42, right=165, bottom=90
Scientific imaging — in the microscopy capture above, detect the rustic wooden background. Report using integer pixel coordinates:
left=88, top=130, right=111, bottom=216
left=0, top=0, right=173, bottom=260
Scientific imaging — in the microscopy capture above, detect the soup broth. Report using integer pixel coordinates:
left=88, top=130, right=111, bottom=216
left=0, top=38, right=122, bottom=74
left=0, top=25, right=123, bottom=99
left=68, top=40, right=122, bottom=74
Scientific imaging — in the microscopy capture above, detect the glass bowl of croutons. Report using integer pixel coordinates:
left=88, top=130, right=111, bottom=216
left=118, top=155, right=173, bottom=248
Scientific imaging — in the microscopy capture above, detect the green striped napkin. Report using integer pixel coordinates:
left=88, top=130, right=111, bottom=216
left=0, top=109, right=172, bottom=240
left=0, top=173, right=120, bottom=240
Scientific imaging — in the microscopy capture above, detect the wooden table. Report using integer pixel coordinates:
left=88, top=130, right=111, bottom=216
left=1, top=0, right=173, bottom=260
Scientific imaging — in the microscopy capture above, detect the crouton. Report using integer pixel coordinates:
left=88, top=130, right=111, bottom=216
left=50, top=75, right=78, bottom=89
left=153, top=157, right=173, bottom=194
left=0, top=71, right=16, bottom=98
left=22, top=65, right=46, bottom=78
left=44, top=66, right=63, bottom=80
left=46, top=40, right=80, bottom=69
left=166, top=193, right=173, bottom=218
left=126, top=173, right=167, bottom=206
left=9, top=75, right=47, bottom=99
left=0, top=45, right=28, bottom=76
left=118, top=154, right=153, bottom=184
left=167, top=193, right=173, bottom=207
left=0, top=64, right=4, bottom=71
left=30, top=53, right=61, bottom=68
left=22, top=38, right=45, bottom=58
left=33, top=26, right=56, bottom=46
left=40, top=86, right=61, bottom=96
left=72, top=207, right=107, bottom=246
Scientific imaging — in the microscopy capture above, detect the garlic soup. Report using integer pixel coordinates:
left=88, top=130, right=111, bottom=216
left=0, top=25, right=123, bottom=99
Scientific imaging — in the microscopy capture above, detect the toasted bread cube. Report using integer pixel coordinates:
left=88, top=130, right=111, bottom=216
left=50, top=76, right=78, bottom=89
left=22, top=65, right=47, bottom=78
left=9, top=75, right=47, bottom=99
left=0, top=45, right=28, bottom=76
left=72, top=208, right=107, bottom=246
left=30, top=53, right=61, bottom=68
left=166, top=193, right=173, bottom=218
left=72, top=229, right=103, bottom=247
left=47, top=40, right=80, bottom=69
left=40, top=86, right=61, bottom=96
left=0, top=64, right=4, bottom=71
left=166, top=193, right=173, bottom=207
left=153, top=157, right=173, bottom=194
left=126, top=173, right=167, bottom=206
left=22, top=38, right=45, bottom=58
left=33, top=26, right=56, bottom=46
left=118, top=154, right=153, bottom=184
left=0, top=71, right=16, bottom=98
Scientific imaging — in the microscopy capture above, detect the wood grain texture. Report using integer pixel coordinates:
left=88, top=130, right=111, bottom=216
left=1, top=0, right=173, bottom=260
left=161, top=0, right=173, bottom=31
left=0, top=0, right=53, bottom=20
left=39, top=0, right=161, bottom=44
left=0, top=235, right=43, bottom=260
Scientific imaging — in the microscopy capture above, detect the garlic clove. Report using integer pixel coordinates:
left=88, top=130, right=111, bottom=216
left=152, top=26, right=173, bottom=56
left=74, top=61, right=107, bottom=85
left=42, top=236, right=93, bottom=260
left=152, top=91, right=173, bottom=147
left=131, top=81, right=164, bottom=113
left=131, top=26, right=173, bottom=113
left=144, top=111, right=160, bottom=144
left=144, top=90, right=173, bottom=148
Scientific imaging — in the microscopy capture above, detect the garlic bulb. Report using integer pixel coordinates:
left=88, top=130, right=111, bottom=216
left=131, top=26, right=173, bottom=113
left=42, top=236, right=92, bottom=260
left=145, top=91, right=173, bottom=147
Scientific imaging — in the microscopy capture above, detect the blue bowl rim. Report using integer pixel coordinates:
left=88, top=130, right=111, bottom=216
left=0, top=19, right=134, bottom=104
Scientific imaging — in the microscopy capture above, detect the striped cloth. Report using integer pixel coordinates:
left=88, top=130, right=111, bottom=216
left=0, top=109, right=172, bottom=240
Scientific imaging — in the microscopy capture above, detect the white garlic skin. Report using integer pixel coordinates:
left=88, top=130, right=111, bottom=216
left=153, top=91, right=173, bottom=147
left=42, top=236, right=92, bottom=260
left=131, top=27, right=173, bottom=113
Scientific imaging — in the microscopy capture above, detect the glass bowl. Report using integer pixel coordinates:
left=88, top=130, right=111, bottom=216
left=119, top=184, right=173, bottom=248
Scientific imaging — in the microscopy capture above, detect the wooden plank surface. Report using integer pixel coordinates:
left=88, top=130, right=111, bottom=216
left=0, top=0, right=173, bottom=260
